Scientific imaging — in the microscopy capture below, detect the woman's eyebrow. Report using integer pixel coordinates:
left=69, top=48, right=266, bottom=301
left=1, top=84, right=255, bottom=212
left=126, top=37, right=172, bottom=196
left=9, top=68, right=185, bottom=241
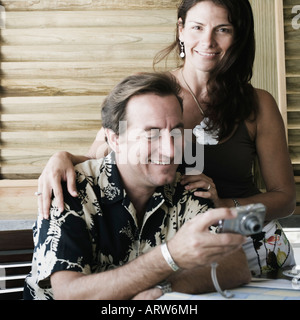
left=187, top=21, right=233, bottom=27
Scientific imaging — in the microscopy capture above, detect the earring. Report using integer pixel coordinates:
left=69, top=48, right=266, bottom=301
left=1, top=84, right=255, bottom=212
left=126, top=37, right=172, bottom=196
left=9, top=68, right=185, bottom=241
left=179, top=41, right=185, bottom=58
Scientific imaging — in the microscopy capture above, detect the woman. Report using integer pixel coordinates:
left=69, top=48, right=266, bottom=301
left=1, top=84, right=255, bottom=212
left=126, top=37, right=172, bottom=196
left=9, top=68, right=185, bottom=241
left=38, top=0, right=296, bottom=276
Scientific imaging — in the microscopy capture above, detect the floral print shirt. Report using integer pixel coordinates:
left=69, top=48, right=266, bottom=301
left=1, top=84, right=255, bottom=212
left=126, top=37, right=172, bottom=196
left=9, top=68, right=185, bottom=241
left=24, top=153, right=212, bottom=300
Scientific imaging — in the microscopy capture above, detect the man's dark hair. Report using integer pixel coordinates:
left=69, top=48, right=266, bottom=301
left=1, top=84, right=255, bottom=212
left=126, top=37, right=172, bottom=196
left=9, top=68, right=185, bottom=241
left=101, top=72, right=183, bottom=135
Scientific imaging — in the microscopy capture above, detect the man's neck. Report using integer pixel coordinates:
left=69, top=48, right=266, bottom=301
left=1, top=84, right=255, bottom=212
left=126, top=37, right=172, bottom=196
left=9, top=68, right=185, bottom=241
left=125, top=185, right=156, bottom=228
left=117, top=166, right=156, bottom=222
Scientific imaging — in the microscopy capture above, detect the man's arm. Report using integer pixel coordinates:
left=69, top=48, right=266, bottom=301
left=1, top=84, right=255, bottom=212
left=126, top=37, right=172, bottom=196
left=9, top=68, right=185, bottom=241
left=50, top=209, right=246, bottom=300
left=51, top=244, right=173, bottom=300
left=132, top=248, right=251, bottom=299
left=169, top=248, right=251, bottom=294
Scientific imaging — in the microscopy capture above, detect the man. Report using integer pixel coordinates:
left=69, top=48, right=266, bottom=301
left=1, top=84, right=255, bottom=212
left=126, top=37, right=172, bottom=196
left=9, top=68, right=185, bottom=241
left=24, top=73, right=250, bottom=300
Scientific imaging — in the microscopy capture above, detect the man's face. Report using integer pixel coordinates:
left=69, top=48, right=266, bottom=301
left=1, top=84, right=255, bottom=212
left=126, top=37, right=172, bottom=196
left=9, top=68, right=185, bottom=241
left=117, top=93, right=184, bottom=190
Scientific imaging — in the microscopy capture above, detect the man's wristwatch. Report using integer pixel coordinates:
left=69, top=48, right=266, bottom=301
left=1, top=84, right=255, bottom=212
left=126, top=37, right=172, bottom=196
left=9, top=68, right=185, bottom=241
left=155, top=280, right=172, bottom=294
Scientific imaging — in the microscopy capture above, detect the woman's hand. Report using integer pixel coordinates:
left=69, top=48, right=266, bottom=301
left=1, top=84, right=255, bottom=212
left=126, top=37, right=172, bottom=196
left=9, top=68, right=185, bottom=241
left=37, top=151, right=79, bottom=219
left=180, top=173, right=222, bottom=207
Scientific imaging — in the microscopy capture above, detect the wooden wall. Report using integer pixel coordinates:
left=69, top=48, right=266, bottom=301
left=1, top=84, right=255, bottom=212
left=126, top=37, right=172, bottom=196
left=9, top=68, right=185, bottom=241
left=283, top=0, right=300, bottom=211
left=249, top=0, right=279, bottom=106
left=0, top=0, right=178, bottom=219
left=0, top=0, right=178, bottom=180
left=0, top=0, right=298, bottom=220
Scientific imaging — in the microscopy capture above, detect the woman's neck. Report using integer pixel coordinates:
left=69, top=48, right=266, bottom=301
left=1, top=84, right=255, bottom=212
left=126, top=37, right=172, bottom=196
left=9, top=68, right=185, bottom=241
left=181, top=63, right=209, bottom=99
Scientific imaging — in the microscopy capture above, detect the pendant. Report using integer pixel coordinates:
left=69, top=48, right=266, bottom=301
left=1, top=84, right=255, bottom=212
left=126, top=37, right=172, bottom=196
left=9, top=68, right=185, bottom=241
left=193, top=118, right=219, bottom=145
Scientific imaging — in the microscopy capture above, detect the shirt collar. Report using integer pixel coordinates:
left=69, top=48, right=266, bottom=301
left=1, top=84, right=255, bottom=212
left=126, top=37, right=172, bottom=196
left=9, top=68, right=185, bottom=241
left=100, top=152, right=181, bottom=207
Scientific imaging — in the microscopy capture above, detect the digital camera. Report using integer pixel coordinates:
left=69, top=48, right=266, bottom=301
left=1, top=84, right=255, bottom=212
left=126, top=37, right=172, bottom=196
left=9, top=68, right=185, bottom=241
left=217, top=203, right=266, bottom=236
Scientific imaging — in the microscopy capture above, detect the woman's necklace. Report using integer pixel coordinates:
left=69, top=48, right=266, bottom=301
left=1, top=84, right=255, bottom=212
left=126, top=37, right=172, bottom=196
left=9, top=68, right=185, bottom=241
left=180, top=68, right=205, bottom=116
left=180, top=68, right=219, bottom=145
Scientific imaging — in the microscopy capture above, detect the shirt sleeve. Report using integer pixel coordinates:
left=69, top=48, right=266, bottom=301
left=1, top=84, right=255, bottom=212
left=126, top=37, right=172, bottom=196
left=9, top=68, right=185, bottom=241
left=34, top=186, right=93, bottom=288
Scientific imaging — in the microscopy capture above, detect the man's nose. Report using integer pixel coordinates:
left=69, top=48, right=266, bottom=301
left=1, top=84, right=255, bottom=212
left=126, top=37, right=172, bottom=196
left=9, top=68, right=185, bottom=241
left=159, top=130, right=175, bottom=159
left=159, top=129, right=183, bottom=162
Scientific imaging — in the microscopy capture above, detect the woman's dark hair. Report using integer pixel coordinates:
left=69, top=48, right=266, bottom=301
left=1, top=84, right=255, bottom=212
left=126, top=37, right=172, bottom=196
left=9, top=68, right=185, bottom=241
left=101, top=72, right=183, bottom=135
left=154, top=0, right=258, bottom=140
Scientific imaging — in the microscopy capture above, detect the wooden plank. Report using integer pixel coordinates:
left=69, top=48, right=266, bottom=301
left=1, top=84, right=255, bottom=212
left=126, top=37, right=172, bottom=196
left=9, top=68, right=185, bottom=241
left=288, top=132, right=300, bottom=144
left=286, top=59, right=300, bottom=75
left=0, top=44, right=172, bottom=62
left=1, top=27, right=174, bottom=46
left=285, top=42, right=300, bottom=59
left=289, top=146, right=300, bottom=163
left=286, top=77, right=300, bottom=94
left=288, top=110, right=300, bottom=126
left=275, top=0, right=288, bottom=134
left=1, top=119, right=101, bottom=131
left=1, top=96, right=105, bottom=114
left=284, top=9, right=300, bottom=41
left=0, top=78, right=117, bottom=97
left=0, top=180, right=38, bottom=219
left=4, top=10, right=176, bottom=28
left=287, top=94, right=300, bottom=111
left=0, top=60, right=156, bottom=79
left=1, top=130, right=97, bottom=148
left=284, top=6, right=300, bottom=21
left=2, top=112, right=101, bottom=122
left=2, top=113, right=101, bottom=122
left=284, top=0, right=300, bottom=6
left=1, top=0, right=180, bottom=11
left=250, top=0, right=279, bottom=103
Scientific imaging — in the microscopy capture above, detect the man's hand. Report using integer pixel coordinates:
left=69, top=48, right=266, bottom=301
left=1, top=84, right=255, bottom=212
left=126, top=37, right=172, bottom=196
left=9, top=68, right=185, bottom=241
left=168, top=208, right=246, bottom=270
left=132, top=288, right=163, bottom=300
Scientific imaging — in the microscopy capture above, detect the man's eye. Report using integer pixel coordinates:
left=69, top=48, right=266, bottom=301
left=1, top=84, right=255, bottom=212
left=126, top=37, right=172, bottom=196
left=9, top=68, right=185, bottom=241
left=171, top=128, right=183, bottom=138
left=145, top=131, right=160, bottom=140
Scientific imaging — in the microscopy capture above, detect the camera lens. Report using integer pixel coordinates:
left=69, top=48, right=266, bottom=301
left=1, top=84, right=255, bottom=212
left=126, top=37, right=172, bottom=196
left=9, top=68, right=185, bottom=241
left=244, top=216, right=261, bottom=234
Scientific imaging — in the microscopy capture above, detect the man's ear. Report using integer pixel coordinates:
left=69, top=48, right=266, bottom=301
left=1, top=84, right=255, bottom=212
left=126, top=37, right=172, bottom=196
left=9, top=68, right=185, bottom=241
left=104, top=128, right=119, bottom=153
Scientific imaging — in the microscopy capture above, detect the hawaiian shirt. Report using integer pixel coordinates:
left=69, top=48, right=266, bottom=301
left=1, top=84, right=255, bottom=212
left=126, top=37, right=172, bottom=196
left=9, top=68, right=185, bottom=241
left=23, top=153, right=212, bottom=300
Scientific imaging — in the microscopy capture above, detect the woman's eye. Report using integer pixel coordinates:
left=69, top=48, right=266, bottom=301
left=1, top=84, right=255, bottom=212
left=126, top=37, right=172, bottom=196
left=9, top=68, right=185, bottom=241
left=217, top=27, right=233, bottom=34
left=191, top=25, right=203, bottom=31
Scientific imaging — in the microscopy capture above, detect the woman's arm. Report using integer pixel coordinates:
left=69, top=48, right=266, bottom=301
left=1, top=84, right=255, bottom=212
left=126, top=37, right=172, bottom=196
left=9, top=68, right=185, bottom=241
left=180, top=89, right=296, bottom=221
left=38, top=128, right=109, bottom=218
left=86, top=127, right=110, bottom=159
left=243, top=89, right=296, bottom=220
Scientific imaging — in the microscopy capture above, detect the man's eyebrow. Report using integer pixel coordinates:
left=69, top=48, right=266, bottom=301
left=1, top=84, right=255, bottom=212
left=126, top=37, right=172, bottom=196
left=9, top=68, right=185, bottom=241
left=173, top=122, right=184, bottom=130
left=143, top=123, right=184, bottom=131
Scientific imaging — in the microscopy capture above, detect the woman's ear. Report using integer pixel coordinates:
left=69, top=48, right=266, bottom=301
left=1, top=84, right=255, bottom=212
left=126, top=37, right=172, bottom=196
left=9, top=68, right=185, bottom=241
left=104, top=128, right=119, bottom=153
left=178, top=18, right=184, bottom=42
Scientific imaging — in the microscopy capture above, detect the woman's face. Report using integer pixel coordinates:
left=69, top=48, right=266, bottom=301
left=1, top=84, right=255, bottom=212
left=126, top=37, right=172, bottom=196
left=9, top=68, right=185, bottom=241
left=179, top=1, right=235, bottom=73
